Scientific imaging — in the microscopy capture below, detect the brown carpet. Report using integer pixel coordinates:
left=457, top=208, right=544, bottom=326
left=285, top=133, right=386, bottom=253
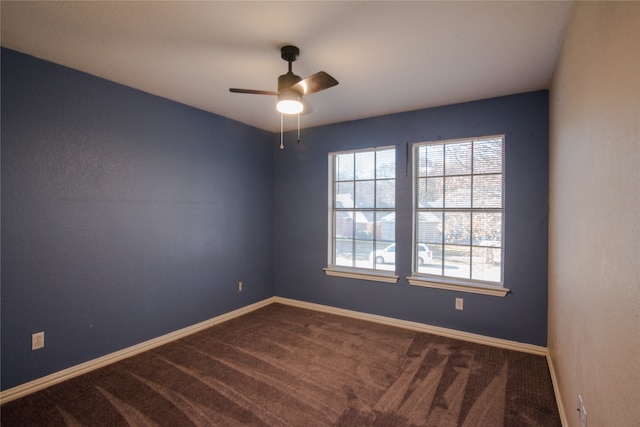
left=1, top=303, right=561, bottom=426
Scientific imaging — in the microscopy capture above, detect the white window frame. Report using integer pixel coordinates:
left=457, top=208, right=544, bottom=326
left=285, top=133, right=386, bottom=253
left=408, top=136, right=509, bottom=297
left=324, top=146, right=399, bottom=283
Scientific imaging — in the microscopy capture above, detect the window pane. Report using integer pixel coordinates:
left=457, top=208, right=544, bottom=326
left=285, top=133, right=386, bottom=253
left=444, top=211, right=471, bottom=245
left=334, top=211, right=354, bottom=239
left=420, top=252, right=442, bottom=275
left=443, top=245, right=471, bottom=279
left=473, top=174, right=502, bottom=208
left=418, top=262, right=444, bottom=276
left=336, top=153, right=354, bottom=181
left=355, top=239, right=374, bottom=268
left=334, top=238, right=353, bottom=267
left=445, top=142, right=472, bottom=175
left=359, top=255, right=375, bottom=269
left=376, top=149, right=396, bottom=178
left=472, top=212, right=502, bottom=246
left=426, top=144, right=444, bottom=176
left=371, top=221, right=396, bottom=271
left=355, top=151, right=375, bottom=180
left=444, top=176, right=471, bottom=208
left=416, top=146, right=427, bottom=177
left=472, top=247, right=501, bottom=282
left=416, top=243, right=433, bottom=266
left=336, top=182, right=354, bottom=208
left=372, top=241, right=396, bottom=271
left=417, top=177, right=428, bottom=207
left=356, top=180, right=375, bottom=208
left=418, top=177, right=443, bottom=207
left=417, top=210, right=443, bottom=245
left=354, top=210, right=374, bottom=241
left=376, top=179, right=395, bottom=208
left=375, top=213, right=395, bottom=244
left=474, top=139, right=503, bottom=174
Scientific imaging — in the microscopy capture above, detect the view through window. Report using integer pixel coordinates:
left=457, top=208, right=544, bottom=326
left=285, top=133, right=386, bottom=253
left=413, top=136, right=504, bottom=285
left=329, top=146, right=396, bottom=272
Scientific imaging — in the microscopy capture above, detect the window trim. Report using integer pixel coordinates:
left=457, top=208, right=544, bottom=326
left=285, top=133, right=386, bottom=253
left=325, top=145, right=398, bottom=283
left=410, top=135, right=508, bottom=297
left=324, top=266, right=399, bottom=284
left=407, top=275, right=509, bottom=297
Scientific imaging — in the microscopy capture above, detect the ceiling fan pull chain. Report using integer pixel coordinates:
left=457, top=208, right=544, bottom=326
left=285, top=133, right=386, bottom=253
left=297, top=113, right=301, bottom=144
left=280, top=113, right=285, bottom=150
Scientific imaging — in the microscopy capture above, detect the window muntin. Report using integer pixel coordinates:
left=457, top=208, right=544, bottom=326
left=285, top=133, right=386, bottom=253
left=329, top=147, right=396, bottom=272
left=413, top=136, right=504, bottom=285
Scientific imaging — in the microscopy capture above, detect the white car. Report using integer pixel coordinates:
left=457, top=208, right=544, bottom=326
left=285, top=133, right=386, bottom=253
left=372, top=243, right=432, bottom=265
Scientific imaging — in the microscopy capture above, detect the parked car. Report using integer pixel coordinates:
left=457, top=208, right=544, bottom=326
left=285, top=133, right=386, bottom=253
left=371, top=243, right=432, bottom=265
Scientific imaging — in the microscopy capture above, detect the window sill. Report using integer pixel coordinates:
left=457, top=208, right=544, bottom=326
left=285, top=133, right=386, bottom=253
left=324, top=267, right=399, bottom=284
left=407, top=276, right=509, bottom=297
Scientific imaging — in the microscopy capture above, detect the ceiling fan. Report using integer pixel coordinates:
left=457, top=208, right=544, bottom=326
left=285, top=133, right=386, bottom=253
left=229, top=45, right=339, bottom=116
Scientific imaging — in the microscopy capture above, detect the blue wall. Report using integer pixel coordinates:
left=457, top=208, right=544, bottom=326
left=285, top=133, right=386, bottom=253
left=1, top=47, right=549, bottom=391
left=1, top=48, right=275, bottom=390
left=274, top=91, right=549, bottom=346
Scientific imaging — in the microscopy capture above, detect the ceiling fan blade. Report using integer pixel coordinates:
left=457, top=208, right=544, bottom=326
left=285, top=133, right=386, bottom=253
left=229, top=88, right=278, bottom=95
left=291, top=71, right=338, bottom=95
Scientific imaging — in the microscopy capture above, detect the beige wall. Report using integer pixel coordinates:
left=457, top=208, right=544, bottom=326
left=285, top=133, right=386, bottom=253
left=549, top=2, right=639, bottom=426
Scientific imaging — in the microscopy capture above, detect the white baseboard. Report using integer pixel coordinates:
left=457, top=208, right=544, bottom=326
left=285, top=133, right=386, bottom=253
left=274, top=297, right=547, bottom=355
left=546, top=352, right=569, bottom=427
left=2, top=296, right=554, bottom=407
left=0, top=297, right=277, bottom=404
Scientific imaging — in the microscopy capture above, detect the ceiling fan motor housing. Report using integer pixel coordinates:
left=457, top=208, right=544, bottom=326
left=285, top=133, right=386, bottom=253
left=278, top=73, right=302, bottom=92
left=279, top=45, right=302, bottom=93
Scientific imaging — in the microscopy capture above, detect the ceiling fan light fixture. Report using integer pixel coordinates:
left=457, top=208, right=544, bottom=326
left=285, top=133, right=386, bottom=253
left=229, top=45, right=338, bottom=121
left=277, top=89, right=303, bottom=114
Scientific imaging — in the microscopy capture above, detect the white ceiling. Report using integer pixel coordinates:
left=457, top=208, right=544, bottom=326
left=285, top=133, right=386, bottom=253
left=1, top=1, right=573, bottom=132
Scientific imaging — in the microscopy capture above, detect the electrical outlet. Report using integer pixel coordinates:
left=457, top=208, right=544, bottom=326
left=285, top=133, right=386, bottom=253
left=32, top=332, right=44, bottom=350
left=455, top=298, right=464, bottom=310
left=237, top=281, right=243, bottom=292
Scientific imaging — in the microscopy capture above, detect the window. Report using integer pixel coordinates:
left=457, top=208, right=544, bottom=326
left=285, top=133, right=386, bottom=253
left=324, top=146, right=398, bottom=283
left=409, top=136, right=508, bottom=296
